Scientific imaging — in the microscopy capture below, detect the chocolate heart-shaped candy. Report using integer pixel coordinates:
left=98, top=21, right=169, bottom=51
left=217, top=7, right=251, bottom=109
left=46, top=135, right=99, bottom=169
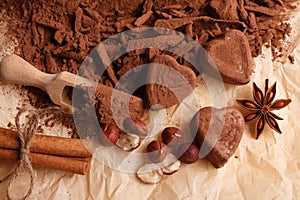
left=191, top=106, right=244, bottom=168
left=205, top=29, right=253, bottom=85
left=145, top=55, right=197, bottom=110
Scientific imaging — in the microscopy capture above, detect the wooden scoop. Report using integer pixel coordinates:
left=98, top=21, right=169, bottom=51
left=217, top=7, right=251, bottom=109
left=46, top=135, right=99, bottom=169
left=0, top=54, right=95, bottom=113
left=0, top=55, right=145, bottom=121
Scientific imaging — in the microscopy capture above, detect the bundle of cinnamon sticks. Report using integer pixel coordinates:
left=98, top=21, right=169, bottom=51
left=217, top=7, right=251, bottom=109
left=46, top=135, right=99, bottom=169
left=0, top=127, right=93, bottom=175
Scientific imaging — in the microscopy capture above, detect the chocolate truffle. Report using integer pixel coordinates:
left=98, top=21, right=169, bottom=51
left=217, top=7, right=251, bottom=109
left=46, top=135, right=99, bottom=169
left=191, top=106, right=244, bottom=168
left=145, top=55, right=197, bottom=110
left=205, top=29, right=253, bottom=85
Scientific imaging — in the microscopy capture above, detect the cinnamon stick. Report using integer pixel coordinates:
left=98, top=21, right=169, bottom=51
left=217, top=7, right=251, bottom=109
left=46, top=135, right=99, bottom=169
left=0, top=148, right=90, bottom=175
left=0, top=127, right=93, bottom=158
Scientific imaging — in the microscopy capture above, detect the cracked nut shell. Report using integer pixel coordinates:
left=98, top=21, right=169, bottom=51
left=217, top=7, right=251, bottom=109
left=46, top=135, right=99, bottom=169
left=160, top=154, right=181, bottom=175
left=137, top=163, right=163, bottom=184
left=123, top=117, right=148, bottom=138
left=116, top=132, right=140, bottom=151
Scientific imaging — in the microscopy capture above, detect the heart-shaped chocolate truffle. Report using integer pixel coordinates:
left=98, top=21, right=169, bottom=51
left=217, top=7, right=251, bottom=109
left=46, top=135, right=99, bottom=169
left=205, top=29, right=253, bottom=85
left=191, top=106, right=244, bottom=168
left=145, top=55, right=197, bottom=110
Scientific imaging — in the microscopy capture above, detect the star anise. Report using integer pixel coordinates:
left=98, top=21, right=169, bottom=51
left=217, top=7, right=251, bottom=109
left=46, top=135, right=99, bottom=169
left=236, top=79, right=291, bottom=139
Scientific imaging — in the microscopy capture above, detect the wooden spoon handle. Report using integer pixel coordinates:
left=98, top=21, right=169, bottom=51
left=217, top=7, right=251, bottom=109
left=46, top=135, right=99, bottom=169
left=0, top=54, right=54, bottom=91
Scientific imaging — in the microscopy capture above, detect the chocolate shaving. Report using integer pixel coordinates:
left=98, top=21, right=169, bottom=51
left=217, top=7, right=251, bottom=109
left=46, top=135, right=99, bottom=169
left=34, top=15, right=63, bottom=30
left=237, top=0, right=248, bottom=21
left=161, top=4, right=184, bottom=11
left=134, top=11, right=153, bottom=27
left=155, top=16, right=247, bottom=31
left=248, top=12, right=258, bottom=30
left=274, top=0, right=285, bottom=7
left=154, top=10, right=172, bottom=19
left=169, top=9, right=187, bottom=18
left=84, top=8, right=102, bottom=22
left=244, top=5, right=281, bottom=16
left=206, top=0, right=239, bottom=21
left=116, top=17, right=137, bottom=32
left=75, top=8, right=83, bottom=33
left=185, top=23, right=194, bottom=38
left=142, top=0, right=154, bottom=13
left=198, top=31, right=210, bottom=46
left=95, top=46, right=119, bottom=86
left=155, top=17, right=197, bottom=29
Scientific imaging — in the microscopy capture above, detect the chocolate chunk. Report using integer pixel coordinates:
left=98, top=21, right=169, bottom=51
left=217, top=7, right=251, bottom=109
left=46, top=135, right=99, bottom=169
left=142, top=0, right=154, bottom=13
left=169, top=9, right=187, bottom=18
left=206, top=0, right=239, bottom=21
left=205, top=29, right=253, bottom=85
left=95, top=88, right=144, bottom=124
left=155, top=10, right=172, bottom=19
left=145, top=55, right=197, bottom=110
left=34, top=15, right=63, bottom=30
left=75, top=7, right=83, bottom=33
left=134, top=10, right=153, bottom=27
left=244, top=4, right=281, bottom=16
left=76, top=85, right=145, bottom=125
left=154, top=17, right=196, bottom=30
left=191, top=107, right=244, bottom=168
left=54, top=29, right=65, bottom=44
left=248, top=12, right=258, bottom=30
left=237, top=0, right=248, bottom=21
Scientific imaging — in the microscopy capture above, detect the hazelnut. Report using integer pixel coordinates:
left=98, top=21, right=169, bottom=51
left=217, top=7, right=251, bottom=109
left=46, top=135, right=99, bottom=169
left=162, top=127, right=185, bottom=147
left=178, top=144, right=199, bottom=164
left=146, top=140, right=168, bottom=163
left=100, top=124, right=119, bottom=145
left=123, top=117, right=148, bottom=138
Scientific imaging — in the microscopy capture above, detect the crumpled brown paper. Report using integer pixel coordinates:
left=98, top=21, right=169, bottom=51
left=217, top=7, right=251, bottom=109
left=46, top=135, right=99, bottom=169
left=1, top=8, right=300, bottom=200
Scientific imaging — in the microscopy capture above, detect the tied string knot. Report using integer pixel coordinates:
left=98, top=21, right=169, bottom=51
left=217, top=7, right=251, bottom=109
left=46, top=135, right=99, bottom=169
left=0, top=109, right=37, bottom=200
left=0, top=107, right=62, bottom=200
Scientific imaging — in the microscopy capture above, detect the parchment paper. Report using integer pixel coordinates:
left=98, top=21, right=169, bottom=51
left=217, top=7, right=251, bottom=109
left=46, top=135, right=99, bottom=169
left=0, top=8, right=300, bottom=200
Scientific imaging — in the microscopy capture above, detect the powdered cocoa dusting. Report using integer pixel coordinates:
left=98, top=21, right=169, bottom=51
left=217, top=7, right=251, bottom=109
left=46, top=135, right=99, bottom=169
left=0, top=0, right=298, bottom=137
left=1, top=0, right=297, bottom=77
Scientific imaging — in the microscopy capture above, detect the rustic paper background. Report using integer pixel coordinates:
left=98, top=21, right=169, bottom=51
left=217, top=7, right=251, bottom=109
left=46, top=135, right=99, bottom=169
left=0, top=7, right=300, bottom=200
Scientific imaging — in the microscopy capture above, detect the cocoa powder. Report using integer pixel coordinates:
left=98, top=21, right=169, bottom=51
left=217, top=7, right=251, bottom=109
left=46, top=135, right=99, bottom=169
left=0, top=0, right=298, bottom=137
left=1, top=0, right=297, bottom=77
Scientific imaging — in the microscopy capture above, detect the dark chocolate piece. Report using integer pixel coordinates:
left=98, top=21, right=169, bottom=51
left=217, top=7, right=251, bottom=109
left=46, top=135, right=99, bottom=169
left=192, top=107, right=244, bottom=168
left=74, top=85, right=145, bottom=126
left=94, top=86, right=144, bottom=125
left=205, top=29, right=253, bottom=85
left=206, top=0, right=239, bottom=21
left=145, top=55, right=197, bottom=110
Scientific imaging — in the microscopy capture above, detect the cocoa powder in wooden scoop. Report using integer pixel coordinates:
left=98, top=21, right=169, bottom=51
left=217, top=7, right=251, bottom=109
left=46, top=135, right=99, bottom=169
left=0, top=54, right=144, bottom=123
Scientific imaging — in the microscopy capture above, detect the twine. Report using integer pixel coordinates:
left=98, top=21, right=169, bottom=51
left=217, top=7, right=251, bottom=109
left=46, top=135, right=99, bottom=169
left=0, top=107, right=62, bottom=200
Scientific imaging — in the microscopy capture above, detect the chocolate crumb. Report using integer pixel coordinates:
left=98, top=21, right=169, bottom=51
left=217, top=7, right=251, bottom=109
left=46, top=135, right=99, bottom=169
left=7, top=122, right=13, bottom=128
left=288, top=55, right=295, bottom=64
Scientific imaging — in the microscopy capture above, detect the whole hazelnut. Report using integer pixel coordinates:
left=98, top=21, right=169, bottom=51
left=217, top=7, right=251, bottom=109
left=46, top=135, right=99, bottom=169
left=123, top=118, right=148, bottom=138
left=100, top=124, right=119, bottom=145
left=146, top=140, right=168, bottom=163
left=162, top=127, right=185, bottom=147
left=178, top=144, right=199, bottom=164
